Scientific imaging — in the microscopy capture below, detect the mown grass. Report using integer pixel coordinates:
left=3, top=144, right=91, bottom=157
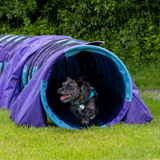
left=0, top=64, right=160, bottom=160
left=0, top=92, right=160, bottom=160
left=128, top=62, right=160, bottom=90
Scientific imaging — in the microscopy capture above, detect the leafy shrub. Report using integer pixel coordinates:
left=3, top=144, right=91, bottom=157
left=0, top=0, right=160, bottom=66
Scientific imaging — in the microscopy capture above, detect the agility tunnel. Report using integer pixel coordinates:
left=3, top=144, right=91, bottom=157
left=0, top=35, right=153, bottom=129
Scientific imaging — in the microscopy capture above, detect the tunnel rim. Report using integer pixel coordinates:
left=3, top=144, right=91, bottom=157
left=65, top=45, right=132, bottom=102
left=40, top=45, right=132, bottom=129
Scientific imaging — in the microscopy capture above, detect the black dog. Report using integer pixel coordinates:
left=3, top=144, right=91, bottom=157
left=57, top=77, right=99, bottom=128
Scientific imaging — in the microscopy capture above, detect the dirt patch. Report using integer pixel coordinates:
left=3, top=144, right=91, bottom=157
left=144, top=90, right=160, bottom=95
left=143, top=90, right=160, bottom=100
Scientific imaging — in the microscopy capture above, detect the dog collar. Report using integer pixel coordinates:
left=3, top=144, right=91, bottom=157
left=75, top=87, right=98, bottom=105
left=75, top=96, right=83, bottom=104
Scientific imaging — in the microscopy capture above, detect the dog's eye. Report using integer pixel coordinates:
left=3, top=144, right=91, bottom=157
left=67, top=84, right=72, bottom=87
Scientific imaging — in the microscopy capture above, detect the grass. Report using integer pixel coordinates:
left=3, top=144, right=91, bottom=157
left=0, top=93, right=160, bottom=159
left=0, top=63, right=160, bottom=159
left=128, top=62, right=160, bottom=90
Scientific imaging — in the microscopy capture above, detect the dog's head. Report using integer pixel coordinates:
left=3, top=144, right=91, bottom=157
left=57, top=77, right=84, bottom=103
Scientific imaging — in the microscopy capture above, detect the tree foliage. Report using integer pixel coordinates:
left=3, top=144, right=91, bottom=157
left=0, top=0, right=160, bottom=66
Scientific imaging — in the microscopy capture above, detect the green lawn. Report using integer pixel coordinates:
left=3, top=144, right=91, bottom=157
left=0, top=93, right=160, bottom=159
left=0, top=64, right=160, bottom=159
left=128, top=63, right=160, bottom=91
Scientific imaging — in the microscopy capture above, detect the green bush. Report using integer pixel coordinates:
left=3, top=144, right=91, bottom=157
left=0, top=0, right=160, bottom=66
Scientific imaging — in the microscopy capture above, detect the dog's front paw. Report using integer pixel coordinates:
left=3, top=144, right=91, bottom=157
left=81, top=119, right=89, bottom=126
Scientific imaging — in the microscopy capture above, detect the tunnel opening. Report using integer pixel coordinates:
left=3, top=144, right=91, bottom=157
left=45, top=51, right=126, bottom=128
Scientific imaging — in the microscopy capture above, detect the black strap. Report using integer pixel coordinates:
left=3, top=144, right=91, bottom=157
left=26, top=39, right=71, bottom=85
left=28, top=39, right=71, bottom=81
left=38, top=42, right=82, bottom=70
left=0, top=35, right=25, bottom=75
left=1, top=36, right=31, bottom=75
left=8, top=36, right=32, bottom=61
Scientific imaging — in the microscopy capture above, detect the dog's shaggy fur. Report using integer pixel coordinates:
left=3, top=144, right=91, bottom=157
left=57, top=77, right=99, bottom=128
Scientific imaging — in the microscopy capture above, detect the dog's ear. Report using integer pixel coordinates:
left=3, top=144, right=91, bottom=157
left=65, top=77, right=71, bottom=81
left=75, top=76, right=84, bottom=87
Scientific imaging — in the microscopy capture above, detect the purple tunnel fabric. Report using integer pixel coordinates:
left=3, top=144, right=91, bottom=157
left=0, top=35, right=153, bottom=129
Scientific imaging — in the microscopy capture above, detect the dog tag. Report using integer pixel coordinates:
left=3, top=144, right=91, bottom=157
left=79, top=104, right=85, bottom=109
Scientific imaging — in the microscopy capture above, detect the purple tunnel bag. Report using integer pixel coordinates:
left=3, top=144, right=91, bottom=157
left=0, top=35, right=153, bottom=129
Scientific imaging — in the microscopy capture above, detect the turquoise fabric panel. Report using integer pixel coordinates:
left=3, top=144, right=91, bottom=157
left=56, top=39, right=85, bottom=45
left=31, top=66, right=38, bottom=78
left=23, top=38, right=31, bottom=42
left=0, top=35, right=12, bottom=41
left=62, top=39, right=85, bottom=45
left=6, top=35, right=19, bottom=41
left=22, top=65, right=28, bottom=88
left=22, top=65, right=38, bottom=88
left=14, top=36, right=26, bottom=42
left=56, top=39, right=70, bottom=44
left=0, top=62, right=8, bottom=76
left=0, top=63, right=2, bottom=76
